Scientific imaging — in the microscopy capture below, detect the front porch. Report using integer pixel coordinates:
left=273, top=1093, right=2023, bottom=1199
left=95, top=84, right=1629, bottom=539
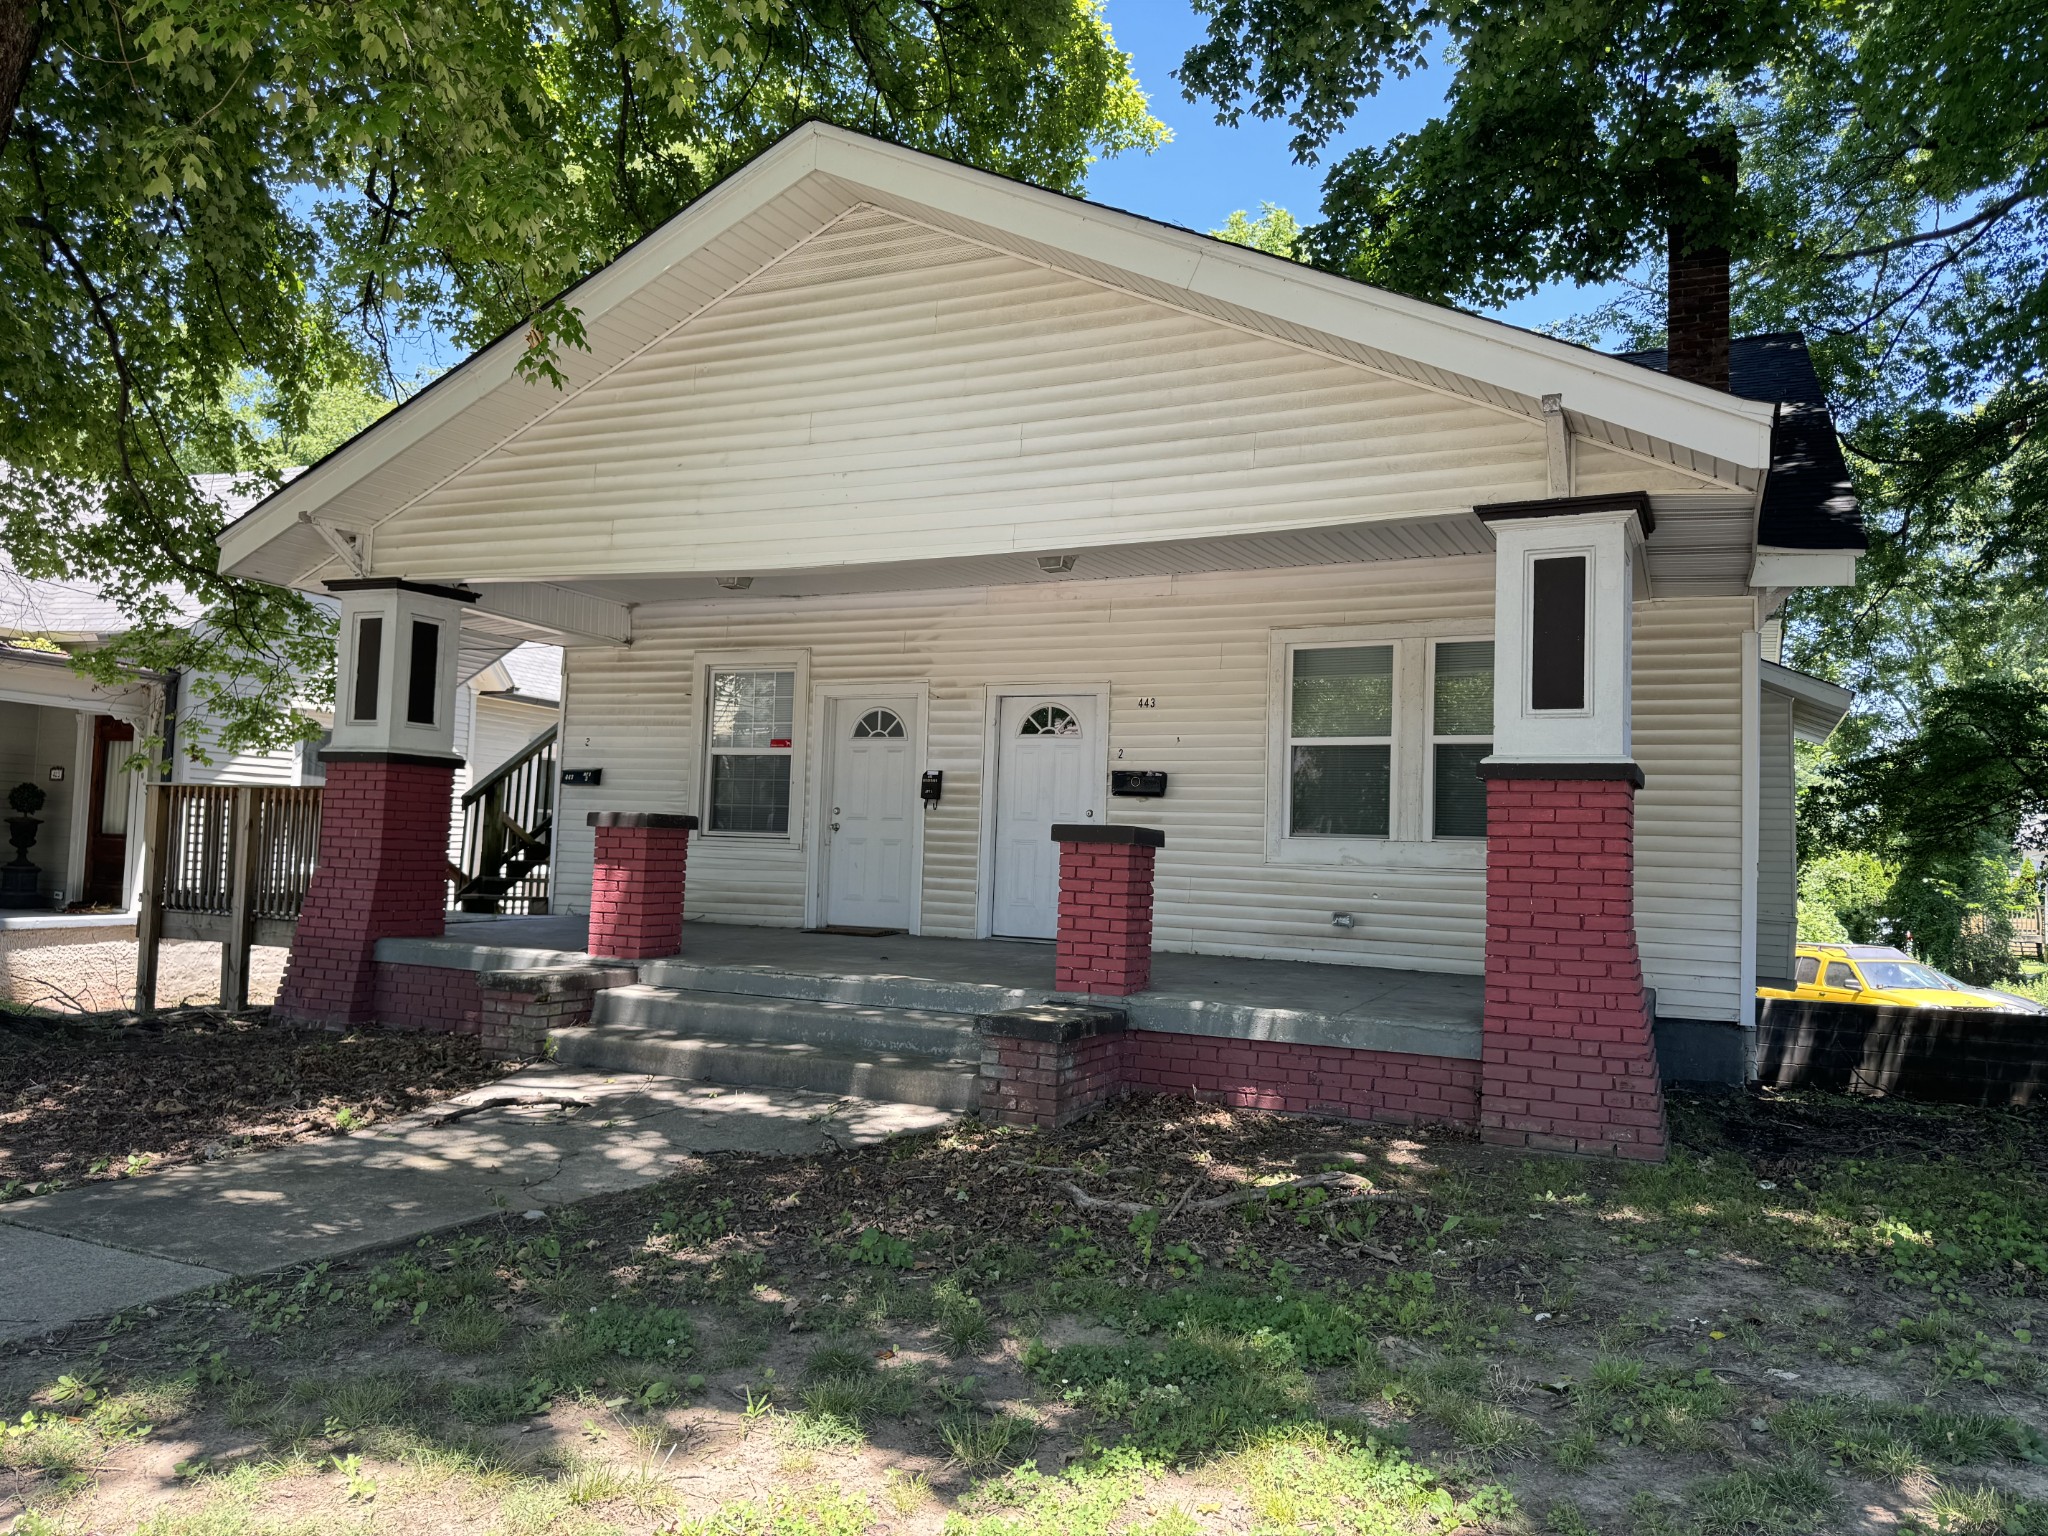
left=368, top=915, right=1488, bottom=1130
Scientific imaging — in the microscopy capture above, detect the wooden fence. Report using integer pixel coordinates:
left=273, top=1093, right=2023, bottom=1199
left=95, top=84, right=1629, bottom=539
left=135, top=784, right=323, bottom=1012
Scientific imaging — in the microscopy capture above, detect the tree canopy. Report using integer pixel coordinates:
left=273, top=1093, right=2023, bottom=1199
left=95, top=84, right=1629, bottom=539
left=1180, top=0, right=2047, bottom=970
left=0, top=0, right=1161, bottom=758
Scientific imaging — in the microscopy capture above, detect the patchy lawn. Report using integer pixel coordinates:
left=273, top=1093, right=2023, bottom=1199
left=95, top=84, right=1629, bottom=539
left=3, top=1091, right=2045, bottom=1536
left=0, top=1009, right=522, bottom=1199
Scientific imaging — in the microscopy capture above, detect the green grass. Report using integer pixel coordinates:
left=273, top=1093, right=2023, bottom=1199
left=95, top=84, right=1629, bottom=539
left=1572, top=1360, right=1735, bottom=1455
left=1770, top=1396, right=2043, bottom=1477
left=1025, top=1322, right=1317, bottom=1462
left=1684, top=1460, right=1836, bottom=1536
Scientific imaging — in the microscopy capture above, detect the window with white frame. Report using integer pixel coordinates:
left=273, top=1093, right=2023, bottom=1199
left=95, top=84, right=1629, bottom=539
left=1429, top=641, right=1493, bottom=838
left=706, top=667, right=796, bottom=834
left=1287, top=644, right=1394, bottom=837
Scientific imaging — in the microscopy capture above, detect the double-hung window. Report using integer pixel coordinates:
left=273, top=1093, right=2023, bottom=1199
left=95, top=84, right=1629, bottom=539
left=706, top=668, right=796, bottom=834
left=1287, top=644, right=1394, bottom=837
left=1429, top=641, right=1493, bottom=838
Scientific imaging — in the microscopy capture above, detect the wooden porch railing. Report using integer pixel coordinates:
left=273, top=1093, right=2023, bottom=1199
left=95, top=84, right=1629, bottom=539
left=450, top=725, right=556, bottom=915
left=135, top=784, right=322, bottom=1012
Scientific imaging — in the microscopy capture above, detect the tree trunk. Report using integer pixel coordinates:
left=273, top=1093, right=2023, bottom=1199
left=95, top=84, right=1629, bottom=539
left=1665, top=138, right=1738, bottom=393
left=0, top=0, right=36, bottom=159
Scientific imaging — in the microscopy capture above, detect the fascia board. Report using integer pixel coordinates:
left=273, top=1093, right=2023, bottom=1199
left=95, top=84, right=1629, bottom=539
left=1750, top=550, right=1860, bottom=587
left=218, top=130, right=828, bottom=579
left=1760, top=657, right=1854, bottom=740
left=812, top=130, right=1778, bottom=472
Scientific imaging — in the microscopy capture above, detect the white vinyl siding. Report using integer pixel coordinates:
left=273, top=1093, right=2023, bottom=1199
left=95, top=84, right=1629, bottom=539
left=374, top=209, right=1552, bottom=583
left=1755, top=687, right=1798, bottom=988
left=169, top=674, right=298, bottom=787
left=554, top=562, right=1752, bottom=997
left=1632, top=598, right=1751, bottom=1022
left=470, top=697, right=555, bottom=784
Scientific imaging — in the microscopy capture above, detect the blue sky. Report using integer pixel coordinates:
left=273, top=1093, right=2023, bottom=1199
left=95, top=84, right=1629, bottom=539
left=1087, top=2, right=1618, bottom=334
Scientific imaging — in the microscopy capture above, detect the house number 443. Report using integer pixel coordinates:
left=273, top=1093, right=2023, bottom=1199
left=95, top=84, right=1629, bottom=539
left=1134, top=697, right=1158, bottom=707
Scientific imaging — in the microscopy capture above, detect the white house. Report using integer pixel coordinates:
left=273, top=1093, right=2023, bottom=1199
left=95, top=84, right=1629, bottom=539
left=0, top=532, right=561, bottom=920
left=213, top=125, right=1865, bottom=1149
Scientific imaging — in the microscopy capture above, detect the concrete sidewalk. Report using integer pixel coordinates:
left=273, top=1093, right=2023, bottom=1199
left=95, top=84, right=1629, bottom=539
left=0, top=1068, right=952, bottom=1343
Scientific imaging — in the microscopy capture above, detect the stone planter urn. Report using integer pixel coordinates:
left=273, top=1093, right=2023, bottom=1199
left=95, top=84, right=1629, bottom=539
left=2, top=781, right=47, bottom=909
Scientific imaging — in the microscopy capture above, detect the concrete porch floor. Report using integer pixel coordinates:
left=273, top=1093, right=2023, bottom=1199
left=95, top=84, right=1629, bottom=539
left=431, top=913, right=1484, bottom=1047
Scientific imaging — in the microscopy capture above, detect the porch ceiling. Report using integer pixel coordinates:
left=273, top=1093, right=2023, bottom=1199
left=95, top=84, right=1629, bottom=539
left=460, top=491, right=1760, bottom=616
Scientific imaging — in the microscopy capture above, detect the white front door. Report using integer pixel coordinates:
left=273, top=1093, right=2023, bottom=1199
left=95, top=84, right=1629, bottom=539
left=992, top=694, right=1102, bottom=939
left=823, top=699, right=917, bottom=930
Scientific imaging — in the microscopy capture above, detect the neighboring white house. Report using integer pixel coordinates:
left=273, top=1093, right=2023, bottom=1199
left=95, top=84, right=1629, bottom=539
left=214, top=124, right=1866, bottom=1062
left=1, top=515, right=560, bottom=915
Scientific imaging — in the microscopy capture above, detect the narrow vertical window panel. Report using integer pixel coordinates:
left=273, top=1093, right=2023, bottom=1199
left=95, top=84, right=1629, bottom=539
left=351, top=616, right=384, bottom=723
left=1530, top=556, right=1587, bottom=711
left=406, top=620, right=440, bottom=725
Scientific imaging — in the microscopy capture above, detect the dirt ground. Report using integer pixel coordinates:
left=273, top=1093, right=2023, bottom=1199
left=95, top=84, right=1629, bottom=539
left=3, top=1090, right=2044, bottom=1536
left=0, top=1008, right=522, bottom=1197
left=0, top=931, right=286, bottom=1013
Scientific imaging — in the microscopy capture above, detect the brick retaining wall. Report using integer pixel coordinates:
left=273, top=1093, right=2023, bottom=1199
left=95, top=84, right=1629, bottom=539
left=1124, top=1031, right=1481, bottom=1127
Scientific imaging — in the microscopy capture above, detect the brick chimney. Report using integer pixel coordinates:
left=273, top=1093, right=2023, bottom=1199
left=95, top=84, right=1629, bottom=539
left=1665, top=139, right=1737, bottom=392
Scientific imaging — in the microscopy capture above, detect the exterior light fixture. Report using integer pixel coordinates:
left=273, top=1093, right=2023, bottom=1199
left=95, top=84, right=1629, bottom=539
left=716, top=576, right=753, bottom=590
left=1037, top=554, right=1076, bottom=574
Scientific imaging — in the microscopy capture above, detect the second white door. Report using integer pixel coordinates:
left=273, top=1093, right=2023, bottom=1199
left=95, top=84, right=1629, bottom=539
left=992, top=694, right=1102, bottom=939
left=823, top=699, right=917, bottom=930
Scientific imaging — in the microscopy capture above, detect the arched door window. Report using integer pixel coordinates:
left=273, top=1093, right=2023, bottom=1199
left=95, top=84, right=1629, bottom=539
left=1018, top=704, right=1080, bottom=737
left=852, top=708, right=906, bottom=739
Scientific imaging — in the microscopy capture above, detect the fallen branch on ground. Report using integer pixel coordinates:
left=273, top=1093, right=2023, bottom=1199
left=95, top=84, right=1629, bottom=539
left=1057, top=1170, right=1398, bottom=1217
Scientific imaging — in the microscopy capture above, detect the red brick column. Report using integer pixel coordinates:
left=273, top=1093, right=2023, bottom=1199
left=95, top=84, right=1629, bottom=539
left=586, top=811, right=696, bottom=960
left=1477, top=766, right=1667, bottom=1160
left=976, top=1004, right=1129, bottom=1128
left=275, top=754, right=456, bottom=1027
left=1052, top=824, right=1162, bottom=997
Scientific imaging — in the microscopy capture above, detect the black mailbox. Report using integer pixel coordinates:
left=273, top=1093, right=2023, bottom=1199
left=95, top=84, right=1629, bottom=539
left=921, top=770, right=944, bottom=803
left=1111, top=770, right=1167, bottom=798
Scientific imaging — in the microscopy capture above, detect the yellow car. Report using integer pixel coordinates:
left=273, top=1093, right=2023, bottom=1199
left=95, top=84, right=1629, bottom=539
left=1759, top=944, right=2043, bottom=1012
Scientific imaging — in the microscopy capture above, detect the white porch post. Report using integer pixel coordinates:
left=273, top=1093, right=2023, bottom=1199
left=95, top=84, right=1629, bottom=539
left=1470, top=495, right=1666, bottom=1160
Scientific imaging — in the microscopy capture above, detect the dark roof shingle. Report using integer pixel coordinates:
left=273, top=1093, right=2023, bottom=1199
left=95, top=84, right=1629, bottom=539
left=1617, top=333, right=1866, bottom=552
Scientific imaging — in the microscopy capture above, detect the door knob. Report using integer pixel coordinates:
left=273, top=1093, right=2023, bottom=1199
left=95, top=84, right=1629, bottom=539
left=830, top=822, right=841, bottom=832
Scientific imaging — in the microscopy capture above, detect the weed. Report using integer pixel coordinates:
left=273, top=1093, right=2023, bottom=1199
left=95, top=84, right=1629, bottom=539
left=1927, top=1482, right=2048, bottom=1536
left=1025, top=1322, right=1315, bottom=1461
left=424, top=1299, right=508, bottom=1355
left=802, top=1343, right=874, bottom=1380
left=1770, top=1396, right=2036, bottom=1478
left=1222, top=1424, right=1468, bottom=1532
left=933, top=1277, right=995, bottom=1357
left=1575, top=1362, right=1733, bottom=1454
left=848, top=1227, right=914, bottom=1269
left=1548, top=1500, right=1601, bottom=1536
left=319, top=1374, right=411, bottom=1436
left=451, top=1380, right=532, bottom=1425
left=577, top=1299, right=694, bottom=1361
left=938, top=1411, right=1028, bottom=1471
left=882, top=1469, right=932, bottom=1516
left=1554, top=1426, right=1604, bottom=1472
left=781, top=1407, right=864, bottom=1450
left=1687, top=1460, right=1835, bottom=1536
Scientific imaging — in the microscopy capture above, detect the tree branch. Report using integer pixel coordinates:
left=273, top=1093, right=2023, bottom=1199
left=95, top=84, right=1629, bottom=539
left=1820, top=184, right=2034, bottom=263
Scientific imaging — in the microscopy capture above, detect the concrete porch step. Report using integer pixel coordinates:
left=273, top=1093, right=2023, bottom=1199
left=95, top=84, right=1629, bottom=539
left=548, top=1021, right=977, bottom=1112
left=637, top=958, right=1042, bottom=1017
left=551, top=985, right=984, bottom=1111
left=591, top=985, right=981, bottom=1059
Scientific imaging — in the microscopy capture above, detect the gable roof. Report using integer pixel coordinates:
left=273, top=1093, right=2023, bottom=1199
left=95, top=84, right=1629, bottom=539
left=218, top=122, right=1783, bottom=590
left=1617, top=335, right=1865, bottom=552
